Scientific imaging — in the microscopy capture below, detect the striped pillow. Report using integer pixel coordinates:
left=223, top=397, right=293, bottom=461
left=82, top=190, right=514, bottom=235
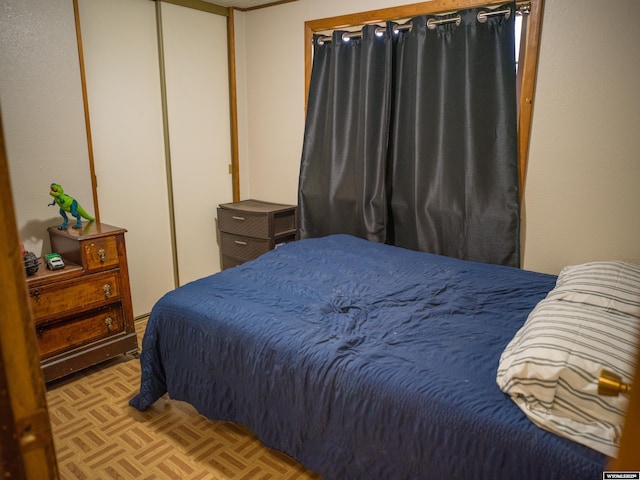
left=496, top=261, right=640, bottom=457
left=550, top=261, right=640, bottom=317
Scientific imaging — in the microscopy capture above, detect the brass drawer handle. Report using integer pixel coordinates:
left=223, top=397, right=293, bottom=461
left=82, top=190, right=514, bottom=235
left=232, top=216, right=245, bottom=221
left=104, top=317, right=114, bottom=331
left=98, top=248, right=106, bottom=263
left=234, top=240, right=247, bottom=246
left=103, top=284, right=112, bottom=298
left=32, top=289, right=40, bottom=302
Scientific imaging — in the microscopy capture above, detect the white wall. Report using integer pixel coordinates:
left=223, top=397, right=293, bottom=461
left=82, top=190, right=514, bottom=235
left=522, top=0, right=640, bottom=273
left=0, top=0, right=94, bottom=256
left=236, top=0, right=640, bottom=274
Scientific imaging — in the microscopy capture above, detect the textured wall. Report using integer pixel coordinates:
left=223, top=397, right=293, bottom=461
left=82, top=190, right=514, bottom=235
left=521, top=0, right=640, bottom=272
left=236, top=0, right=640, bottom=274
left=0, top=0, right=94, bottom=256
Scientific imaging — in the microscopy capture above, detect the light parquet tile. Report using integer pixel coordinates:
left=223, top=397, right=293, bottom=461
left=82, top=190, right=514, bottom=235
left=46, top=319, right=323, bottom=480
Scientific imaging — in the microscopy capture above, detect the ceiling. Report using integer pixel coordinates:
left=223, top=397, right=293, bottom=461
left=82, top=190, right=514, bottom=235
left=205, top=0, right=295, bottom=10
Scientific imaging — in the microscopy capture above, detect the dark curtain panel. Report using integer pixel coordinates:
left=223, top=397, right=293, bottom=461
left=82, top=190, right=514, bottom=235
left=298, top=25, right=392, bottom=242
left=388, top=7, right=520, bottom=266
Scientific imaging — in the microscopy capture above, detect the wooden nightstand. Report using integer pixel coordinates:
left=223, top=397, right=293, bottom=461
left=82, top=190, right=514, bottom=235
left=26, top=222, right=138, bottom=382
left=217, top=199, right=297, bottom=269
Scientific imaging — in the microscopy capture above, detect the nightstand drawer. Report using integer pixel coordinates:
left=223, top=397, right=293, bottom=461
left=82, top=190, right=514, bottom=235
left=29, top=270, right=121, bottom=323
left=218, top=208, right=270, bottom=238
left=218, top=200, right=297, bottom=270
left=221, top=255, right=244, bottom=270
left=220, top=232, right=269, bottom=261
left=36, top=305, right=124, bottom=359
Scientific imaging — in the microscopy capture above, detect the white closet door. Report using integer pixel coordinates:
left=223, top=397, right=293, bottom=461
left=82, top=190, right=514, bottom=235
left=161, top=3, right=233, bottom=285
left=78, top=0, right=175, bottom=317
left=79, top=0, right=233, bottom=315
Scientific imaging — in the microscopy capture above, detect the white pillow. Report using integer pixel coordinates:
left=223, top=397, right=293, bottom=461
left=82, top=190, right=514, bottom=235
left=497, top=261, right=640, bottom=457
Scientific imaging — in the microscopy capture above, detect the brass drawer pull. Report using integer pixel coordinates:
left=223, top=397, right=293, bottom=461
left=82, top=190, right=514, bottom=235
left=104, top=317, right=114, bottom=331
left=32, top=289, right=40, bottom=302
left=98, top=248, right=106, bottom=263
left=234, top=240, right=247, bottom=246
left=103, top=284, right=112, bottom=298
left=232, top=216, right=245, bottom=221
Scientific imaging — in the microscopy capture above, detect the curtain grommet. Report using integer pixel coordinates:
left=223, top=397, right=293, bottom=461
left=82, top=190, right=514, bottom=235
left=477, top=6, right=512, bottom=24
left=427, top=14, right=461, bottom=30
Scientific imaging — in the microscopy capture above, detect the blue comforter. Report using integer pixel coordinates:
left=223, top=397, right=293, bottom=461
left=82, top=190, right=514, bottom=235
left=130, top=234, right=606, bottom=479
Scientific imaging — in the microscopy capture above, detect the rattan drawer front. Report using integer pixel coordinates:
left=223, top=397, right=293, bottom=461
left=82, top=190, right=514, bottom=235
left=220, top=232, right=269, bottom=261
left=273, top=211, right=296, bottom=236
left=221, top=254, right=244, bottom=270
left=218, top=208, right=269, bottom=238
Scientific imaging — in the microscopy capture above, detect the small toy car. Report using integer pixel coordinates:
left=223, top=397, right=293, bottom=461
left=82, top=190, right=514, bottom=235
left=44, top=253, right=65, bottom=270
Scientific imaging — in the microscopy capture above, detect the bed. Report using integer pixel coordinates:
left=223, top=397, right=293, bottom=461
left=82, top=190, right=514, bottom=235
left=130, top=234, right=639, bottom=479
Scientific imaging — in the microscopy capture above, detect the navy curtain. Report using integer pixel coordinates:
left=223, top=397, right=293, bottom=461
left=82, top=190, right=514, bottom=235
left=299, top=4, right=520, bottom=266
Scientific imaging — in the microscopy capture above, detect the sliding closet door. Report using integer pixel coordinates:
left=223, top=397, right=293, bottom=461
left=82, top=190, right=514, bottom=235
left=78, top=0, right=174, bottom=316
left=79, top=0, right=233, bottom=315
left=161, top=3, right=233, bottom=285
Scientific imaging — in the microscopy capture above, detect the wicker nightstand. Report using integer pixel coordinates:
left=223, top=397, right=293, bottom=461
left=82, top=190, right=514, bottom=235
left=217, top=199, right=297, bottom=269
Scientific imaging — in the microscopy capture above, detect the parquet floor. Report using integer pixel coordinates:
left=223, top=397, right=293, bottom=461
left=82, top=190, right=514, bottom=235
left=45, top=319, right=323, bottom=480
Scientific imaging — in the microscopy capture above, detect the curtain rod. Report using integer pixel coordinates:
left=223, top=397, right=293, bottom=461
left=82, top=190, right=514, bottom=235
left=316, top=2, right=529, bottom=44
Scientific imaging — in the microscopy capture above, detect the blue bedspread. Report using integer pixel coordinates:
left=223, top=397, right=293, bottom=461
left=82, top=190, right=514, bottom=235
left=130, top=234, right=606, bottom=479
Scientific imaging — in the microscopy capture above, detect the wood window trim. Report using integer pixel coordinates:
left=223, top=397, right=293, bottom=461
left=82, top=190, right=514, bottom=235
left=304, top=0, right=545, bottom=198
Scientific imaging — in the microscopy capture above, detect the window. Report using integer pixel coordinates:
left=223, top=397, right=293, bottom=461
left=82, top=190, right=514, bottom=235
left=304, top=0, right=544, bottom=195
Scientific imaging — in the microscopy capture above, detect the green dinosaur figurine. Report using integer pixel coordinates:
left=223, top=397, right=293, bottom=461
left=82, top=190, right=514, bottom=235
left=48, top=183, right=95, bottom=230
